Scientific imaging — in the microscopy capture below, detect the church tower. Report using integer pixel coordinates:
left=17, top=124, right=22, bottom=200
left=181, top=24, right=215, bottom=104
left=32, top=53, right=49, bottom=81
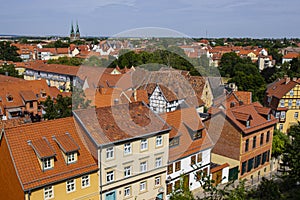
left=70, top=22, right=75, bottom=41
left=75, top=21, right=80, bottom=40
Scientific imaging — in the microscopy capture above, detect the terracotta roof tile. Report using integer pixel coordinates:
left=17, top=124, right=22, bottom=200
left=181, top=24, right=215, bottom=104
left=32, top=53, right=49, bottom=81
left=53, top=133, right=80, bottom=153
left=4, top=117, right=98, bottom=191
left=74, top=102, right=170, bottom=145
left=19, top=90, right=37, bottom=101
left=29, top=137, right=56, bottom=159
left=160, top=108, right=214, bottom=162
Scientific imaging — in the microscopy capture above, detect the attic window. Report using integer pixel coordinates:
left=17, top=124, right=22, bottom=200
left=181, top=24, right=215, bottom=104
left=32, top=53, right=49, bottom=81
left=6, top=94, right=13, bottom=102
left=267, top=114, right=271, bottom=121
left=193, top=130, right=202, bottom=140
left=230, top=102, right=236, bottom=108
left=290, top=90, right=294, bottom=96
left=67, top=152, right=76, bottom=164
left=42, top=158, right=53, bottom=170
left=169, top=137, right=179, bottom=147
left=246, top=120, right=250, bottom=128
left=41, top=91, right=47, bottom=98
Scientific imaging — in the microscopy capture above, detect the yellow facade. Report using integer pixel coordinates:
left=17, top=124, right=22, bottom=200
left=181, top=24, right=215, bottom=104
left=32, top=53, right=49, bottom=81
left=276, top=84, right=300, bottom=133
left=100, top=133, right=169, bottom=200
left=25, top=172, right=99, bottom=200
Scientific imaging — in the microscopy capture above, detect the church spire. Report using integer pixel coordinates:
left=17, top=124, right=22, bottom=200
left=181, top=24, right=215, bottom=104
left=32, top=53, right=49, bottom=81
left=70, top=21, right=75, bottom=35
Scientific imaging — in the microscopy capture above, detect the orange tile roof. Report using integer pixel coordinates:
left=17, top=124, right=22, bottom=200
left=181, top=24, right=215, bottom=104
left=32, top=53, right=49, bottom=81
left=73, top=102, right=170, bottom=145
left=25, top=63, right=79, bottom=76
left=29, top=138, right=56, bottom=159
left=266, top=77, right=299, bottom=99
left=4, top=117, right=98, bottom=191
left=0, top=75, right=26, bottom=83
left=19, top=90, right=37, bottom=102
left=160, top=108, right=214, bottom=162
left=53, top=133, right=80, bottom=153
left=225, top=102, right=278, bottom=134
left=283, top=52, right=299, bottom=59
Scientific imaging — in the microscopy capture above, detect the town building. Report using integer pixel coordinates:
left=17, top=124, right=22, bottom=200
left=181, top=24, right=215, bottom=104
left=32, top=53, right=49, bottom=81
left=205, top=102, right=277, bottom=180
left=0, top=117, right=99, bottom=200
left=265, top=76, right=300, bottom=133
left=160, top=107, right=228, bottom=197
left=73, top=102, right=171, bottom=200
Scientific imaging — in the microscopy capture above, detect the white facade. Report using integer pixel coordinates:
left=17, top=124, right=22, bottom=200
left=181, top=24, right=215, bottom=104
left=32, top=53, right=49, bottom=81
left=166, top=148, right=212, bottom=198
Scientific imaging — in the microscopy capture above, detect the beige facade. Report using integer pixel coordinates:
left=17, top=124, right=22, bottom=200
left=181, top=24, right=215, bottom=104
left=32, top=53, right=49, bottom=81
left=100, top=134, right=169, bottom=200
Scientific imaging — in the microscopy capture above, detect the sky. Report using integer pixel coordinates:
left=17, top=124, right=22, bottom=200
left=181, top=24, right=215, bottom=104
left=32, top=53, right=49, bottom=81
left=0, top=0, right=299, bottom=38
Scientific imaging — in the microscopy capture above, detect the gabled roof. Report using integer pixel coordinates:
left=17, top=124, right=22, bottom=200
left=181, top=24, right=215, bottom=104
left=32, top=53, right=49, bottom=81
left=3, top=117, right=98, bottom=191
left=266, top=77, right=299, bottom=99
left=225, top=102, right=278, bottom=134
left=73, top=102, right=170, bottom=146
left=160, top=108, right=213, bottom=162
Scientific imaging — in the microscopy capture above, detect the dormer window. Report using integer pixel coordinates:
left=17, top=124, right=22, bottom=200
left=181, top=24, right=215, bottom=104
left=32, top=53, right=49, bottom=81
left=6, top=94, right=13, bottom=102
left=290, top=90, right=294, bottom=96
left=41, top=91, right=47, bottom=98
left=52, top=133, right=80, bottom=165
left=246, top=120, right=250, bottom=127
left=169, top=137, right=179, bottom=147
left=267, top=114, right=271, bottom=121
left=43, top=157, right=53, bottom=170
left=193, top=129, right=202, bottom=140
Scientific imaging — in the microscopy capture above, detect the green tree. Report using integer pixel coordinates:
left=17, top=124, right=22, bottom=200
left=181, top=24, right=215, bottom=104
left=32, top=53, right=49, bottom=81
left=72, top=87, right=91, bottom=110
left=42, top=95, right=72, bottom=120
left=47, top=56, right=83, bottom=66
left=272, top=129, right=289, bottom=158
left=248, top=177, right=282, bottom=200
left=283, top=122, right=300, bottom=184
left=0, top=41, right=22, bottom=62
left=0, top=64, right=23, bottom=78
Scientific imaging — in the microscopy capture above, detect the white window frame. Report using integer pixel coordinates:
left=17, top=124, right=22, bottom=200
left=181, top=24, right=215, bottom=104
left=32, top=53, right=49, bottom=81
left=81, top=175, right=90, bottom=188
left=124, top=143, right=132, bottom=155
left=280, top=99, right=285, bottom=107
left=290, top=90, right=294, bottom=96
left=155, top=176, right=161, bottom=186
left=275, top=112, right=280, bottom=118
left=106, top=171, right=114, bottom=183
left=124, top=166, right=131, bottom=177
left=155, top=157, right=162, bottom=168
left=106, top=147, right=114, bottom=159
left=140, top=181, right=147, bottom=191
left=43, top=158, right=52, bottom=170
left=44, top=186, right=54, bottom=200
left=288, top=99, right=293, bottom=107
left=140, top=161, right=147, bottom=172
left=296, top=99, right=300, bottom=106
left=141, top=139, right=148, bottom=151
left=156, top=135, right=163, bottom=147
left=67, top=152, right=76, bottom=164
left=280, top=111, right=286, bottom=119
left=66, top=179, right=76, bottom=193
left=124, top=186, right=131, bottom=197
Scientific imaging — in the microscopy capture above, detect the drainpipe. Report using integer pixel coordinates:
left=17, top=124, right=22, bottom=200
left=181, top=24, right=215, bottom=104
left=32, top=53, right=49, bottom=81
left=27, top=190, right=31, bottom=200
left=99, top=147, right=103, bottom=200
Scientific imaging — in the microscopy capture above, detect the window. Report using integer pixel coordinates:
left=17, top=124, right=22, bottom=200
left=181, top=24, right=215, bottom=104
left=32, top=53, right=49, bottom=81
left=260, top=133, right=264, bottom=146
left=6, top=94, right=13, bottom=102
left=29, top=101, right=34, bottom=108
left=67, top=152, right=76, bottom=164
left=169, top=137, right=179, bottom=147
left=140, top=181, right=147, bottom=192
left=66, top=179, right=75, bottom=193
left=297, top=99, right=300, bottom=106
left=141, top=139, right=148, bottom=151
left=262, top=152, right=268, bottom=165
left=167, top=183, right=173, bottom=194
left=106, top=171, right=114, bottom=183
left=288, top=99, right=293, bottom=107
left=124, top=186, right=131, bottom=197
left=246, top=120, right=250, bottom=127
left=155, top=176, right=161, bottom=186
left=247, top=158, right=254, bottom=172
left=280, top=111, right=286, bottom=119
left=253, top=136, right=257, bottom=149
left=81, top=175, right=90, bottom=188
left=266, top=131, right=270, bottom=143
left=254, top=154, right=261, bottom=168
left=106, top=147, right=114, bottom=159
left=197, top=153, right=202, bottom=163
left=295, top=112, right=299, bottom=119
left=175, top=161, right=181, bottom=171
left=174, top=180, right=180, bottom=190
left=280, top=99, right=285, bottom=107
left=156, top=135, right=163, bottom=147
left=43, top=158, right=52, bottom=170
left=279, top=124, right=283, bottom=131
left=275, top=112, right=280, bottom=118
left=193, top=130, right=202, bottom=140
left=245, top=139, right=249, bottom=152
left=44, top=186, right=54, bottom=199
left=191, top=155, right=196, bottom=165
left=167, top=164, right=173, bottom=174
left=124, top=166, right=131, bottom=177
left=241, top=161, right=247, bottom=175
left=140, top=161, right=147, bottom=172
left=124, top=143, right=132, bottom=155
left=155, top=157, right=162, bottom=168
left=290, top=90, right=294, bottom=96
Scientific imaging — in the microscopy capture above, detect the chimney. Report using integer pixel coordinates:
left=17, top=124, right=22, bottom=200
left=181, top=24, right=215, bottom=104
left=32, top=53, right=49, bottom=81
left=285, top=77, right=290, bottom=84
left=293, top=77, right=297, bottom=81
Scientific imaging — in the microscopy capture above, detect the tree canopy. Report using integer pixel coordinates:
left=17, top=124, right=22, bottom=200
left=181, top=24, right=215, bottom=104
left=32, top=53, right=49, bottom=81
left=0, top=41, right=22, bottom=62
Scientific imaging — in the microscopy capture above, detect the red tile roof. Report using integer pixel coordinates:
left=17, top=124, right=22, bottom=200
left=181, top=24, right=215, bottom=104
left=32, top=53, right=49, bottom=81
left=74, top=102, right=170, bottom=145
left=266, top=77, right=299, bottom=99
left=25, top=63, right=79, bottom=76
left=19, top=90, right=37, bottom=102
left=283, top=52, right=299, bottom=59
left=4, top=117, right=98, bottom=191
left=160, top=108, right=213, bottom=162
left=29, top=138, right=56, bottom=159
left=53, top=133, right=80, bottom=153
